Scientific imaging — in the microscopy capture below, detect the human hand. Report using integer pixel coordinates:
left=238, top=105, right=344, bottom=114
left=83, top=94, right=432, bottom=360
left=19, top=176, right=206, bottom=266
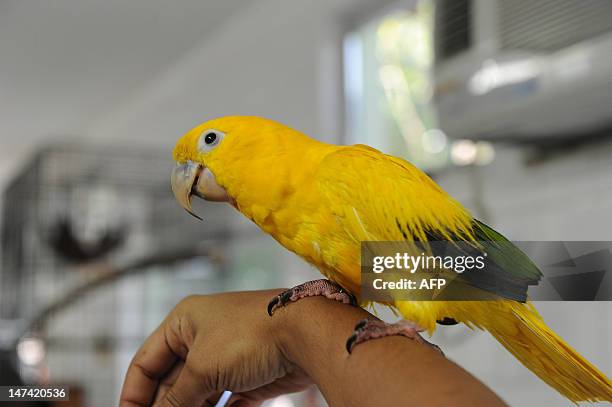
left=119, top=290, right=311, bottom=407
left=121, top=288, right=505, bottom=407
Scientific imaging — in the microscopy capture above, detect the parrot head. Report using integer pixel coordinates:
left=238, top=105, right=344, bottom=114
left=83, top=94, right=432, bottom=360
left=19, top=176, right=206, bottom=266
left=171, top=115, right=323, bottom=220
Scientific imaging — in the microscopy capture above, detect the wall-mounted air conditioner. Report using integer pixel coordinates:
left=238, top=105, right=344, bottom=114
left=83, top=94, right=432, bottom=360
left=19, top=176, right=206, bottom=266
left=433, top=0, right=612, bottom=141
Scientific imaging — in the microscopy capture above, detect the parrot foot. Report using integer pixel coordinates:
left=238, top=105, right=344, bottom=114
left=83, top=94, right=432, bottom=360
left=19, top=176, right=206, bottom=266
left=346, top=318, right=444, bottom=356
left=267, top=279, right=357, bottom=316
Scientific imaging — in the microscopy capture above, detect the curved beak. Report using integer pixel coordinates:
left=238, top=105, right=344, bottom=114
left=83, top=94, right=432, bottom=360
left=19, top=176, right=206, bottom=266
left=171, top=161, right=203, bottom=220
left=171, top=161, right=230, bottom=220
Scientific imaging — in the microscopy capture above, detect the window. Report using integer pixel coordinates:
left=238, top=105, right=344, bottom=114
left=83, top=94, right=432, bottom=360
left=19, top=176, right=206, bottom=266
left=344, top=0, right=450, bottom=172
left=344, top=0, right=495, bottom=172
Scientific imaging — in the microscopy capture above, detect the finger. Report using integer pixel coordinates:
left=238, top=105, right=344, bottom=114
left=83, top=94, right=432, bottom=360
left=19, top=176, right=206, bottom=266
left=120, top=323, right=182, bottom=406
left=205, top=391, right=233, bottom=407
left=155, top=365, right=226, bottom=407
left=153, top=361, right=184, bottom=404
left=235, top=371, right=312, bottom=403
left=155, top=356, right=214, bottom=407
left=157, top=388, right=225, bottom=407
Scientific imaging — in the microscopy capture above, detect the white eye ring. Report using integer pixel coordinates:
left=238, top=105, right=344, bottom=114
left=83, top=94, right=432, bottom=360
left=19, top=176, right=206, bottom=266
left=198, top=129, right=225, bottom=152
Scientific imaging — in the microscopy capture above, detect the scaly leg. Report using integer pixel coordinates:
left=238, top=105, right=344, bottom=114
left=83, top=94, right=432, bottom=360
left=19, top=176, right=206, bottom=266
left=346, top=318, right=444, bottom=355
left=267, top=279, right=357, bottom=316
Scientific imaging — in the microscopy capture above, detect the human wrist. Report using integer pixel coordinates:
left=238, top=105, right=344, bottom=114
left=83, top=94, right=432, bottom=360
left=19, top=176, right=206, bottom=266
left=258, top=289, right=299, bottom=361
left=269, top=295, right=368, bottom=377
left=268, top=299, right=298, bottom=359
left=267, top=294, right=321, bottom=372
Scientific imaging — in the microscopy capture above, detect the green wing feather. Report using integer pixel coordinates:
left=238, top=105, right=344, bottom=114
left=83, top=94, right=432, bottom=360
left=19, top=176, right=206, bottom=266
left=449, top=219, right=542, bottom=301
left=473, top=219, right=542, bottom=282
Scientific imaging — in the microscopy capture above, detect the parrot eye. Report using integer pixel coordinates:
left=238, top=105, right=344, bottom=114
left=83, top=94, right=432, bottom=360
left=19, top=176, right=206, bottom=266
left=204, top=133, right=216, bottom=144
left=198, top=129, right=225, bottom=152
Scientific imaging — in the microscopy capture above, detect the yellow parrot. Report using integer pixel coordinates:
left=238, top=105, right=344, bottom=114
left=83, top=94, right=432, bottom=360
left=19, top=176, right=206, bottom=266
left=171, top=116, right=612, bottom=403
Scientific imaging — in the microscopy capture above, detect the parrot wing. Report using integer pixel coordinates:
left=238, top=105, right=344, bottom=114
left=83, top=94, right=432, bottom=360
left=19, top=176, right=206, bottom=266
left=315, top=146, right=541, bottom=301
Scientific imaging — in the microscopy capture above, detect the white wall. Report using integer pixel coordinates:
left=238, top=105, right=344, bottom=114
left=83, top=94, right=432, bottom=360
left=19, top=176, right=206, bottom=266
left=438, top=141, right=612, bottom=241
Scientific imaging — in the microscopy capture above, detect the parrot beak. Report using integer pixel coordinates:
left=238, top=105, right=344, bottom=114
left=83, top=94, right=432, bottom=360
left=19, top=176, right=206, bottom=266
left=171, top=161, right=230, bottom=220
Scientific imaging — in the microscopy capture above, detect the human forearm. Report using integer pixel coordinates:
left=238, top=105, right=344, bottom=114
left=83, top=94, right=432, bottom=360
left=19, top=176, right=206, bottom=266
left=274, top=295, right=506, bottom=407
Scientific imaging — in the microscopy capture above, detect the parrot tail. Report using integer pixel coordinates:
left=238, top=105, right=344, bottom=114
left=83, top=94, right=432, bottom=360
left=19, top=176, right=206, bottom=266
left=483, top=301, right=612, bottom=403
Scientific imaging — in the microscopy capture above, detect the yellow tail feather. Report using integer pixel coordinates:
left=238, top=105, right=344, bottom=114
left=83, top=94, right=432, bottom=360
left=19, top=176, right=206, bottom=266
left=483, top=301, right=612, bottom=403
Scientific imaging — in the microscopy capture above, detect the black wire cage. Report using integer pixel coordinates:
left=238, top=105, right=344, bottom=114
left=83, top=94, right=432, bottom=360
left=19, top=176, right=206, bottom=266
left=0, top=142, right=231, bottom=406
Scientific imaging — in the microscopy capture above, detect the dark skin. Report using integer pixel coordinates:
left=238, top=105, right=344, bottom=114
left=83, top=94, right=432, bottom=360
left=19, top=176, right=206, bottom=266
left=120, top=289, right=507, bottom=407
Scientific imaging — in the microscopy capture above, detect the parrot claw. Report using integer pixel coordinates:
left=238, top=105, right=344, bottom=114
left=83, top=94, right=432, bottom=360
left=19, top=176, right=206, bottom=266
left=267, top=279, right=357, bottom=316
left=346, top=318, right=444, bottom=356
left=267, top=297, right=279, bottom=316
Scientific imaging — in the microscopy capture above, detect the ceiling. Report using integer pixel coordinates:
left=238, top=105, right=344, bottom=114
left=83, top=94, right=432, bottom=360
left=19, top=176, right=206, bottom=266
left=0, top=0, right=245, bottom=182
